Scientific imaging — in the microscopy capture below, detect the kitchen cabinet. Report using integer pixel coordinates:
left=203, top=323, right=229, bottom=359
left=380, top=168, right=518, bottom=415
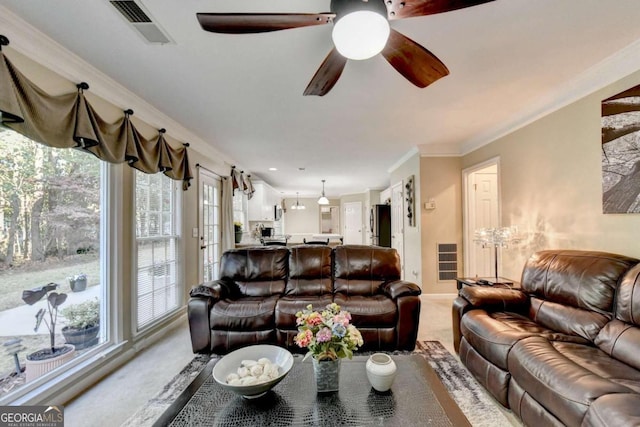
left=248, top=181, right=281, bottom=221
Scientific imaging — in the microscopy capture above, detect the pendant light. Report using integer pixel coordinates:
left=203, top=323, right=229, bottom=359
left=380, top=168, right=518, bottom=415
left=318, top=180, right=329, bottom=205
left=291, top=192, right=306, bottom=210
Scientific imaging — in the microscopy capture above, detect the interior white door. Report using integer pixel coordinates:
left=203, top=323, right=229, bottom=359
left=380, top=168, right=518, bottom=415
left=343, top=202, right=363, bottom=244
left=391, top=183, right=404, bottom=278
left=199, top=170, right=221, bottom=282
left=467, top=165, right=499, bottom=277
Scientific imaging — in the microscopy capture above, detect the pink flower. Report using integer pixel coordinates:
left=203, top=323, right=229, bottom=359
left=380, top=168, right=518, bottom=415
left=295, top=329, right=313, bottom=348
left=333, top=311, right=351, bottom=327
left=307, top=313, right=324, bottom=326
left=316, top=327, right=332, bottom=343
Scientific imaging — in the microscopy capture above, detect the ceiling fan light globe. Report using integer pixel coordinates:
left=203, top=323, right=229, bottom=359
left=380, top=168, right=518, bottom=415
left=332, top=11, right=390, bottom=60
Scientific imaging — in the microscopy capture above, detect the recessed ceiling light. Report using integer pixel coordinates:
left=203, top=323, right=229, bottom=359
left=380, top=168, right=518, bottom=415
left=269, top=167, right=278, bottom=171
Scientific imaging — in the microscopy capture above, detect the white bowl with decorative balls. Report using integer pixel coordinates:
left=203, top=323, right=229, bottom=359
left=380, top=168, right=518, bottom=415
left=212, top=344, right=294, bottom=399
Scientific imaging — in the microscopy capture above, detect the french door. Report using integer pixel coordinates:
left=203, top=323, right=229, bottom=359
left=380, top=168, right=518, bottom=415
left=199, top=170, right=221, bottom=282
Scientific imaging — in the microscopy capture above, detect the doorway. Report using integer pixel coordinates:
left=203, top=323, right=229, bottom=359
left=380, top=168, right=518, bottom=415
left=463, top=158, right=500, bottom=277
left=343, top=201, right=363, bottom=244
left=198, top=169, right=221, bottom=283
left=390, top=182, right=404, bottom=278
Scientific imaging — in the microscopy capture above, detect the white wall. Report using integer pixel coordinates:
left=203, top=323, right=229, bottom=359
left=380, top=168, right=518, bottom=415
left=389, top=153, right=422, bottom=287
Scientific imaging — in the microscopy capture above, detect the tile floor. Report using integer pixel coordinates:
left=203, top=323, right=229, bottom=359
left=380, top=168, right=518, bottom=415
left=64, top=294, right=519, bottom=426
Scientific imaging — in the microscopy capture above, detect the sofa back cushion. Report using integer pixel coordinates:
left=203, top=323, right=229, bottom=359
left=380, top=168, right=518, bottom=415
left=521, top=250, right=638, bottom=341
left=220, top=248, right=289, bottom=297
left=334, top=245, right=400, bottom=296
left=595, top=263, right=640, bottom=370
left=285, top=245, right=333, bottom=296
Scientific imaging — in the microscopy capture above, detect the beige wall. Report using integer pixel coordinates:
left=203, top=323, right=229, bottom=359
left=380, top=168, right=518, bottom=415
left=460, top=69, right=640, bottom=281
left=390, top=153, right=422, bottom=286
left=419, top=157, right=462, bottom=293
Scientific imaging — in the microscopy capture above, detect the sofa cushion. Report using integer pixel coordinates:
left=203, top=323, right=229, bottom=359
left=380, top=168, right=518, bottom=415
left=285, top=245, right=332, bottom=296
left=614, top=262, right=640, bottom=325
left=333, top=294, right=397, bottom=327
left=528, top=296, right=610, bottom=342
left=583, top=394, right=640, bottom=427
left=274, top=295, right=333, bottom=329
left=507, top=336, right=636, bottom=427
left=219, top=248, right=288, bottom=297
left=334, top=245, right=400, bottom=296
left=460, top=310, right=590, bottom=370
left=594, top=264, right=640, bottom=370
left=210, top=296, right=279, bottom=330
left=519, top=251, right=638, bottom=344
left=521, top=250, right=638, bottom=317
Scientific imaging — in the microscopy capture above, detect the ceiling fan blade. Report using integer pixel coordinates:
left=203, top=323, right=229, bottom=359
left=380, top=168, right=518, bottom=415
left=387, top=0, right=495, bottom=20
left=197, top=13, right=335, bottom=34
left=381, top=29, right=449, bottom=88
left=304, top=49, right=348, bottom=96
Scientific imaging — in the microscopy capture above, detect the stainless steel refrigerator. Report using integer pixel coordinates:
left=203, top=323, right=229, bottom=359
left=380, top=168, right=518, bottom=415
left=370, top=204, right=391, bottom=247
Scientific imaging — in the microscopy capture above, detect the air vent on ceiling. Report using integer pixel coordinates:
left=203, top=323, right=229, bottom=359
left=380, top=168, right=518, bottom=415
left=437, top=243, right=458, bottom=282
left=109, top=0, right=173, bottom=44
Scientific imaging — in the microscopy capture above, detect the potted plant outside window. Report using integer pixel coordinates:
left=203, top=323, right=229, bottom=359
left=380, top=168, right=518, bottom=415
left=68, top=273, right=88, bottom=292
left=61, top=299, right=100, bottom=350
left=21, top=283, right=76, bottom=382
left=234, top=222, right=243, bottom=244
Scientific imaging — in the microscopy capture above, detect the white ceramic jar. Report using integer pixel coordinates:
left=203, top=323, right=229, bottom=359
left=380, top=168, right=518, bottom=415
left=365, top=353, right=397, bottom=392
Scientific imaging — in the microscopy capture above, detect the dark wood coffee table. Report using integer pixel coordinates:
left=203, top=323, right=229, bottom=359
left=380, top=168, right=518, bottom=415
left=154, top=354, right=470, bottom=426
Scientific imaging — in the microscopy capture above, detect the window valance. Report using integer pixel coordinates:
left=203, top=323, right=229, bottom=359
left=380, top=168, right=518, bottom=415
left=0, top=38, right=192, bottom=189
left=231, top=166, right=255, bottom=199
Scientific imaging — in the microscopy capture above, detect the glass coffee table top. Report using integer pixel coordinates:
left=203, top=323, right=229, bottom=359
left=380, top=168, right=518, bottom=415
left=156, top=354, right=470, bottom=427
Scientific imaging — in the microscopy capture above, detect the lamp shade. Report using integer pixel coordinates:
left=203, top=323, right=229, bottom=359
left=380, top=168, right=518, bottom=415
left=291, top=193, right=306, bottom=210
left=331, top=11, right=390, bottom=60
left=318, top=179, right=329, bottom=205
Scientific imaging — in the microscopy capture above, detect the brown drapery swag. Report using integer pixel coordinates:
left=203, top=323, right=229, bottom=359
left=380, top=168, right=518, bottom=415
left=0, top=41, right=192, bottom=190
left=230, top=166, right=255, bottom=199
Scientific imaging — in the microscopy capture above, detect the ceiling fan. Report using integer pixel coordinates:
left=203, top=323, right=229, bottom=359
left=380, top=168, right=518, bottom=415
left=197, top=0, right=495, bottom=96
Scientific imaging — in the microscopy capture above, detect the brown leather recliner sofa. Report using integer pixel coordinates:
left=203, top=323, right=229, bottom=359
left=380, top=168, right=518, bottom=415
left=188, top=244, right=422, bottom=355
left=452, top=250, right=640, bottom=427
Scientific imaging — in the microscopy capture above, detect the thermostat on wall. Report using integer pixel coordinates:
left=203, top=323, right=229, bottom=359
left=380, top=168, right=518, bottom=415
left=424, top=199, right=436, bottom=210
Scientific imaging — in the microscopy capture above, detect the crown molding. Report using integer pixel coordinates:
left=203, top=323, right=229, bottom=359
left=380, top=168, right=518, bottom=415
left=387, top=146, right=419, bottom=173
left=459, top=37, right=640, bottom=155
left=417, top=142, right=463, bottom=157
left=0, top=5, right=235, bottom=168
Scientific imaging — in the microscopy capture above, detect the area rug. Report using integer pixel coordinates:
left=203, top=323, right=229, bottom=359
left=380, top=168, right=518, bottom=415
left=122, top=341, right=514, bottom=427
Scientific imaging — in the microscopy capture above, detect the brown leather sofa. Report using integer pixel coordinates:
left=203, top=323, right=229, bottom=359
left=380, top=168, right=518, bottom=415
left=452, top=250, right=640, bottom=426
left=189, top=244, right=422, bottom=354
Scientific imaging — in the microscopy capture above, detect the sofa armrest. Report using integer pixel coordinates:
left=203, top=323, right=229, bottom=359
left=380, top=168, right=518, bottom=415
left=189, top=280, right=230, bottom=301
left=381, top=280, right=422, bottom=300
left=459, top=286, right=528, bottom=312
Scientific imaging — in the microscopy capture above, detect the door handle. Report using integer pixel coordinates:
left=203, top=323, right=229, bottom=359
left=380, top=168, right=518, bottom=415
left=200, top=245, right=207, bottom=250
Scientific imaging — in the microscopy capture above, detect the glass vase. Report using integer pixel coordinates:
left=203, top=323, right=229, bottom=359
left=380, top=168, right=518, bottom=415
left=312, top=358, right=341, bottom=393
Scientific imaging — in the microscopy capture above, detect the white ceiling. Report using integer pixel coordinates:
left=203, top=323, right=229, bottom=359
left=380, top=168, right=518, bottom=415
left=1, top=0, right=640, bottom=198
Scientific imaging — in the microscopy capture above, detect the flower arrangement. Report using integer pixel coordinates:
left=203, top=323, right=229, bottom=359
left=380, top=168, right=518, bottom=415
left=294, top=303, right=363, bottom=361
left=233, top=221, right=243, bottom=232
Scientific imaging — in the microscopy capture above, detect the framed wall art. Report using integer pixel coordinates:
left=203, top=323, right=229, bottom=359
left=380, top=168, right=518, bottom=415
left=602, top=83, right=640, bottom=213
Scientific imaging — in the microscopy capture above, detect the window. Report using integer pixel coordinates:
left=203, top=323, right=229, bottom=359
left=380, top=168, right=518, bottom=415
left=135, top=170, right=181, bottom=329
left=233, top=190, right=247, bottom=229
left=0, top=127, right=106, bottom=399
